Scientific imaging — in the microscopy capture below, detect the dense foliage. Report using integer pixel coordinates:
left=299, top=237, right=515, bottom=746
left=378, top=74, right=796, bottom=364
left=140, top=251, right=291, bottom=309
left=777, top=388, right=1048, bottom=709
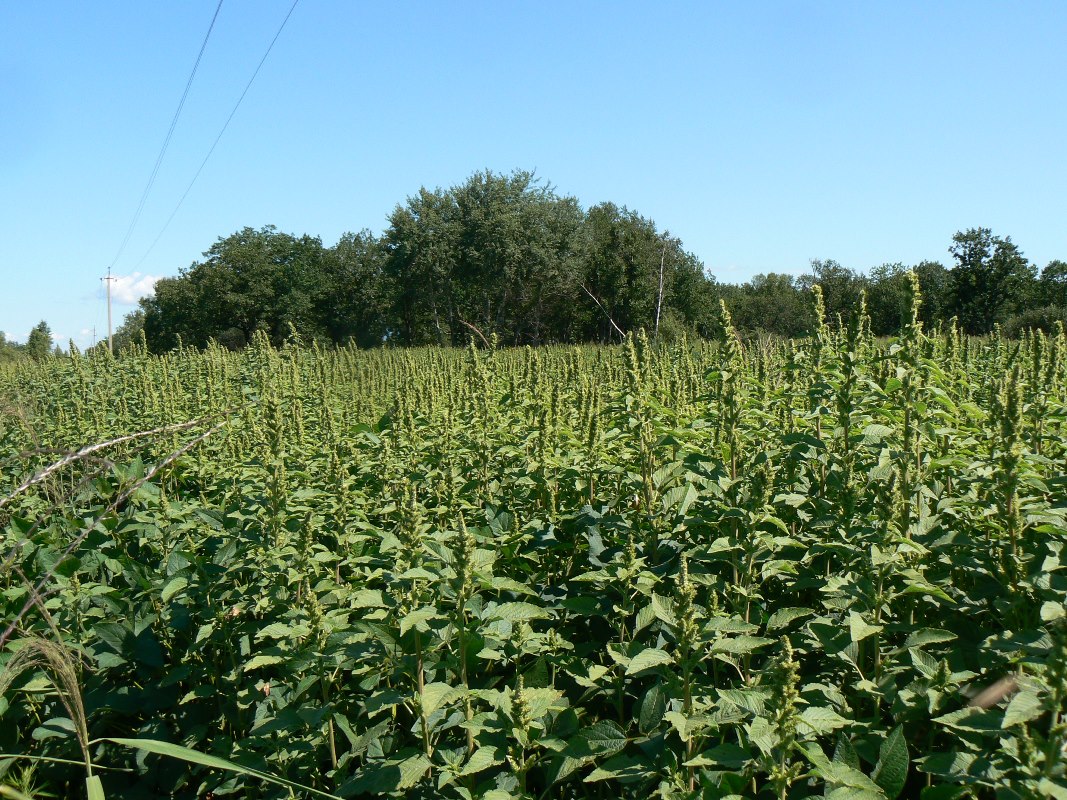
left=3, top=282, right=1067, bottom=799
left=7, top=175, right=1067, bottom=359
left=0, top=323, right=55, bottom=364
left=138, top=171, right=715, bottom=352
left=101, top=172, right=1065, bottom=354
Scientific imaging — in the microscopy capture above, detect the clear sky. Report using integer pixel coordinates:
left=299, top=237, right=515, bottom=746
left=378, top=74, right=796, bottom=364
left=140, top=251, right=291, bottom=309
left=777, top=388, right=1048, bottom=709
left=3, top=1, right=1065, bottom=350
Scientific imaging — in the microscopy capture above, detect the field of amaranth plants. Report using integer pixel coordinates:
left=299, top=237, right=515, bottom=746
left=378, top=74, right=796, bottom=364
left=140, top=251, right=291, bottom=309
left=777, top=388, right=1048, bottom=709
left=2, top=282, right=1067, bottom=799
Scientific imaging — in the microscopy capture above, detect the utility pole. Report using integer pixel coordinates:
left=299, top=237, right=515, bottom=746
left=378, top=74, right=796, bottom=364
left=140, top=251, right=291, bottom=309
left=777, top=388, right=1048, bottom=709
left=102, top=270, right=116, bottom=355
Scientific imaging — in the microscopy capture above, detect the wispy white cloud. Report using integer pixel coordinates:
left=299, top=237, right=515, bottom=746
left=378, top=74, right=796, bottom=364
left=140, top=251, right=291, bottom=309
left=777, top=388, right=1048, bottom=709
left=110, top=272, right=159, bottom=305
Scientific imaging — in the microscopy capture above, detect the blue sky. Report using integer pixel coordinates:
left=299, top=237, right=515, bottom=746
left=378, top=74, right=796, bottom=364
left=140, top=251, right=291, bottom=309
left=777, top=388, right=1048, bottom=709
left=3, top=2, right=1065, bottom=350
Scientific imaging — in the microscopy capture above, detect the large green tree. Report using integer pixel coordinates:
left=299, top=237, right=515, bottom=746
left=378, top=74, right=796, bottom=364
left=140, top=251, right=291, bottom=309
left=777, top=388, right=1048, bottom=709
left=384, top=171, right=586, bottom=345
left=912, top=260, right=953, bottom=328
left=26, top=321, right=52, bottom=361
left=1039, top=260, right=1067, bottom=308
left=111, top=309, right=146, bottom=354
left=319, top=230, right=390, bottom=347
left=797, top=260, right=866, bottom=327
left=729, top=273, right=812, bottom=337
left=949, top=228, right=1036, bottom=334
left=866, top=263, right=910, bottom=335
left=865, top=261, right=954, bottom=335
left=142, top=226, right=328, bottom=351
left=579, top=202, right=714, bottom=341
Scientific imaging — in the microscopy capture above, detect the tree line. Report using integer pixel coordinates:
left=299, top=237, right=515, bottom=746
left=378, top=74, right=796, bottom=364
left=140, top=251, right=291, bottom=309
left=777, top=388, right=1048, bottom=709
left=133, top=171, right=714, bottom=352
left=7, top=170, right=1066, bottom=358
left=0, top=321, right=58, bottom=363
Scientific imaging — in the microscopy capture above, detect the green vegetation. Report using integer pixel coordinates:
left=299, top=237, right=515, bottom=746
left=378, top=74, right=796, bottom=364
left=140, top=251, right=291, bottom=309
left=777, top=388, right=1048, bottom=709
left=10, top=174, right=1066, bottom=359
left=3, top=281, right=1067, bottom=798
left=111, top=171, right=1065, bottom=354
left=0, top=324, right=54, bottom=365
left=139, top=171, right=713, bottom=351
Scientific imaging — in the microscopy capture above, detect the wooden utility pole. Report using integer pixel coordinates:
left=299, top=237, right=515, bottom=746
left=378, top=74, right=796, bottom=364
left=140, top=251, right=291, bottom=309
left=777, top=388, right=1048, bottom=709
left=103, top=270, right=116, bottom=355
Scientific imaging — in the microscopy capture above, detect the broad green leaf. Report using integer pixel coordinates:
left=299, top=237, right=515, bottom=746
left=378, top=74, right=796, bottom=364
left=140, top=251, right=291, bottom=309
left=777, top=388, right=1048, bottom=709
left=1037, top=779, right=1067, bottom=800
left=571, top=663, right=611, bottom=688
left=522, top=687, right=565, bottom=720
left=194, top=622, right=214, bottom=644
left=903, top=629, right=957, bottom=649
left=825, top=789, right=884, bottom=800
left=766, top=607, right=814, bottom=631
left=351, top=589, right=385, bottom=608
left=625, top=647, right=673, bottom=675
left=86, top=776, right=105, bottom=800
left=833, top=734, right=861, bottom=770
left=1040, top=601, right=1065, bottom=622
left=399, top=606, right=438, bottom=635
left=256, top=623, right=300, bottom=640
left=718, top=687, right=771, bottom=716
left=746, top=716, right=778, bottom=755
left=584, top=753, right=647, bottom=783
left=798, top=706, right=850, bottom=735
left=1002, top=689, right=1044, bottom=728
left=32, top=717, right=74, bottom=741
left=459, top=747, right=502, bottom=777
left=704, top=617, right=760, bottom=634
left=549, top=755, right=586, bottom=786
left=711, top=635, right=774, bottom=654
left=800, top=741, right=879, bottom=792
left=242, top=654, right=284, bottom=672
left=933, top=707, right=1003, bottom=733
left=687, top=743, right=751, bottom=770
left=664, top=711, right=713, bottom=742
left=159, top=576, right=188, bottom=602
left=872, top=726, right=908, bottom=799
left=639, top=683, right=667, bottom=734
left=396, top=755, right=433, bottom=790
left=487, top=577, right=537, bottom=596
left=848, top=611, right=882, bottom=643
left=566, top=720, right=628, bottom=758
left=898, top=583, right=954, bottom=604
left=860, top=424, right=895, bottom=444
left=551, top=720, right=629, bottom=786
left=651, top=593, right=677, bottom=626
left=347, top=754, right=432, bottom=794
left=487, top=602, right=551, bottom=623
left=661, top=483, right=697, bottom=518
left=421, top=682, right=463, bottom=717
left=917, top=750, right=976, bottom=778
left=397, top=567, right=435, bottom=581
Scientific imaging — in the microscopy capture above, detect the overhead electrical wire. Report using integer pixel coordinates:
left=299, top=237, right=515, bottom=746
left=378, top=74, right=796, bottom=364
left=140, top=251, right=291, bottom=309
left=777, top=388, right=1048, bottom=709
left=131, top=0, right=301, bottom=271
left=107, top=0, right=225, bottom=272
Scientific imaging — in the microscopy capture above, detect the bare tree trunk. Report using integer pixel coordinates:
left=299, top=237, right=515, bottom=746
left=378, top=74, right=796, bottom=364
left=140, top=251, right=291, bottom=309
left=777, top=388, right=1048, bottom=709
left=655, top=239, right=667, bottom=337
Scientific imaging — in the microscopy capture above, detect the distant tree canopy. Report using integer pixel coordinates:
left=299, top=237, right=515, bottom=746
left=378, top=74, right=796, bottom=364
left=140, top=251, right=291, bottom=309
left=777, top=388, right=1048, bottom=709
left=138, top=171, right=719, bottom=351
left=0, top=332, right=24, bottom=363
left=124, top=171, right=1065, bottom=352
left=948, top=228, right=1036, bottom=334
left=26, top=321, right=52, bottom=361
left=143, top=226, right=328, bottom=350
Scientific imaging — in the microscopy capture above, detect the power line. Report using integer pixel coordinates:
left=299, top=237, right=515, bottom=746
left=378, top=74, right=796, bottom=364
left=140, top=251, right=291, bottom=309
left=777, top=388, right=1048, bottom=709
left=131, top=0, right=301, bottom=272
left=107, top=0, right=225, bottom=272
